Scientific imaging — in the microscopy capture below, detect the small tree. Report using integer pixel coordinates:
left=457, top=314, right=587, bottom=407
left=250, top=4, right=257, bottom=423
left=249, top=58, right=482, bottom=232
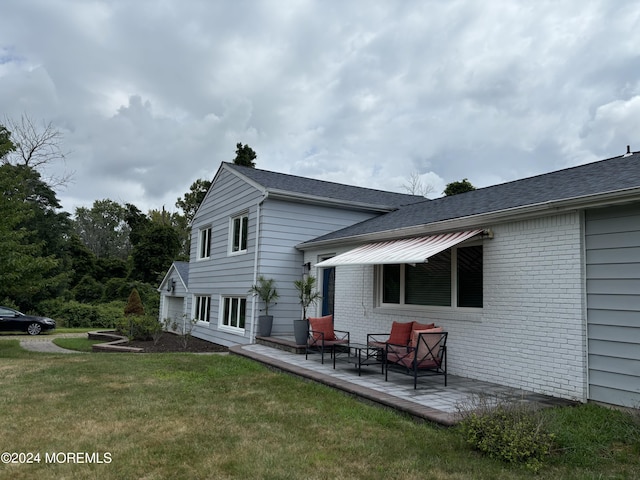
left=294, top=275, right=322, bottom=319
left=171, top=315, right=198, bottom=350
left=124, top=288, right=145, bottom=316
left=248, top=276, right=279, bottom=315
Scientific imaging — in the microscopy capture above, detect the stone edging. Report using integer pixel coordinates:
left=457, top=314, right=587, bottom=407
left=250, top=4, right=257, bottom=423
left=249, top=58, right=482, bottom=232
left=89, top=330, right=144, bottom=353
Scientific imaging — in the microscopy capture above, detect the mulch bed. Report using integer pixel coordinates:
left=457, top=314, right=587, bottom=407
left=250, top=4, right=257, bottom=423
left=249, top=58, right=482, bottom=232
left=125, top=333, right=228, bottom=353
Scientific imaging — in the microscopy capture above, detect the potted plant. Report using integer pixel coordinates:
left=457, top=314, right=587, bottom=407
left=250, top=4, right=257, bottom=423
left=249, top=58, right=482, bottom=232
left=249, top=276, right=279, bottom=337
left=293, top=275, right=322, bottom=345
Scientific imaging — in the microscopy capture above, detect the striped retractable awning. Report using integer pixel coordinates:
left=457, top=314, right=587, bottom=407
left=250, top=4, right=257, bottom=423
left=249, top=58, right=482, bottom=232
left=314, top=230, right=483, bottom=267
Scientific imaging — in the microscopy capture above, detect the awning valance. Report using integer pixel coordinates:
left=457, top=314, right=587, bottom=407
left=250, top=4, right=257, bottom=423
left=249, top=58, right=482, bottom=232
left=315, top=230, right=484, bottom=267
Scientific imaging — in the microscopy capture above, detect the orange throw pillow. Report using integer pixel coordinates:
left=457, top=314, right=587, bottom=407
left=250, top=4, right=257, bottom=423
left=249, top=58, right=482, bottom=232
left=388, top=321, right=414, bottom=345
left=309, top=315, right=335, bottom=341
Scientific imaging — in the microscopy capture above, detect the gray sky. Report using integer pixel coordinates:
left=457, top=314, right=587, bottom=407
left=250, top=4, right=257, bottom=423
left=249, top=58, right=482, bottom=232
left=2, top=0, right=639, bottom=214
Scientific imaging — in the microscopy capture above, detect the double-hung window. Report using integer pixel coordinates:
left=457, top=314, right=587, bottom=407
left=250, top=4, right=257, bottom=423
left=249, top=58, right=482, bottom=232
left=230, top=213, right=248, bottom=253
left=198, top=226, right=212, bottom=259
left=194, top=295, right=211, bottom=322
left=381, top=245, right=483, bottom=308
left=221, top=297, right=246, bottom=330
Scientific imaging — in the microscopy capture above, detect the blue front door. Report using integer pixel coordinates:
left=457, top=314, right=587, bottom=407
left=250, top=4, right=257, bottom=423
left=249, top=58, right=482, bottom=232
left=321, top=267, right=335, bottom=316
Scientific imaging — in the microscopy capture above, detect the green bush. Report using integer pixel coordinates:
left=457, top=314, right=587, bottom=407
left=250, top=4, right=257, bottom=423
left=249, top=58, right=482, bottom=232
left=457, top=395, right=556, bottom=472
left=39, top=299, right=124, bottom=329
left=116, top=314, right=162, bottom=341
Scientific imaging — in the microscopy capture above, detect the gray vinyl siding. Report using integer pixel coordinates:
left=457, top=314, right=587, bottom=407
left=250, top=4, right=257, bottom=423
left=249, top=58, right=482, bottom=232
left=187, top=169, right=381, bottom=346
left=256, top=198, right=377, bottom=335
left=586, top=203, right=640, bottom=407
left=188, top=168, right=262, bottom=346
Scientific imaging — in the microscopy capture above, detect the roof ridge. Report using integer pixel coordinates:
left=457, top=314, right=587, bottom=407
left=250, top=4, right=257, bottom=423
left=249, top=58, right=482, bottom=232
left=457, top=151, right=634, bottom=197
left=223, top=162, right=424, bottom=200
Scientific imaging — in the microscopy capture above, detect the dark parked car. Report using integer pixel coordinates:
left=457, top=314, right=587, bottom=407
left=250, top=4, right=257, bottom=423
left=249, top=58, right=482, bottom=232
left=0, top=306, right=56, bottom=335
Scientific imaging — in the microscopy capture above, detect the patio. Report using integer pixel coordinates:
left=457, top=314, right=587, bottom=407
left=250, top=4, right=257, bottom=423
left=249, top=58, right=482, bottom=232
left=230, top=336, right=575, bottom=426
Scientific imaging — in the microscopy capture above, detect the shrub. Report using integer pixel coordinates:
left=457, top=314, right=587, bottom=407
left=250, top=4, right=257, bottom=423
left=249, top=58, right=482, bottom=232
left=170, top=316, right=199, bottom=350
left=457, top=394, right=557, bottom=472
left=115, top=314, right=162, bottom=341
left=39, top=299, right=124, bottom=328
left=124, top=288, right=145, bottom=316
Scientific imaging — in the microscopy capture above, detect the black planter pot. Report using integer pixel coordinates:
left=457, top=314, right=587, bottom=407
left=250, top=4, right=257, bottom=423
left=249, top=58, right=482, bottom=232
left=257, top=315, right=273, bottom=337
left=293, top=319, right=308, bottom=346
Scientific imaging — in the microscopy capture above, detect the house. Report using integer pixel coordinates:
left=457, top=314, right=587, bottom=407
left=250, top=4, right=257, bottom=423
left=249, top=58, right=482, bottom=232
left=158, top=162, right=423, bottom=347
left=160, top=151, right=640, bottom=409
left=298, top=150, right=640, bottom=408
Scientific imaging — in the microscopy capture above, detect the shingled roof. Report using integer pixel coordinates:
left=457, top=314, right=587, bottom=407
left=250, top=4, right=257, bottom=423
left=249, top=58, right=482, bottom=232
left=225, top=162, right=424, bottom=210
left=304, top=151, right=640, bottom=245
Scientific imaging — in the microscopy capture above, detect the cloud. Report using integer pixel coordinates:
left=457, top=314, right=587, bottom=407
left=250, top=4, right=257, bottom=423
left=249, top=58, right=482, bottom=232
left=1, top=0, right=640, bottom=214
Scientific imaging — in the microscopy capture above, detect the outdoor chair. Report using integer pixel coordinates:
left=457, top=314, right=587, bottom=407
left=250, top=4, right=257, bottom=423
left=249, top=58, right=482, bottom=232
left=367, top=320, right=435, bottom=349
left=384, top=329, right=447, bottom=389
left=306, top=314, right=350, bottom=364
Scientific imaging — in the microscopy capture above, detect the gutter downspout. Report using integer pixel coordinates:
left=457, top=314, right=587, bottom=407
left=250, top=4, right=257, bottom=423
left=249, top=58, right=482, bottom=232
left=249, top=192, right=268, bottom=342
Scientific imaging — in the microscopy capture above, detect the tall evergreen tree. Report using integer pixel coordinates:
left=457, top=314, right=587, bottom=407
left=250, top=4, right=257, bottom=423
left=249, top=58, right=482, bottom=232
left=233, top=143, right=257, bottom=168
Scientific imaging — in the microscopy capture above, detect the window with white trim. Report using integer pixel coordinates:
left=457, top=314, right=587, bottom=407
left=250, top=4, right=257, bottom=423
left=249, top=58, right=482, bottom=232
left=230, top=214, right=248, bottom=253
left=221, top=297, right=246, bottom=330
left=198, top=226, right=212, bottom=259
left=194, top=295, right=211, bottom=322
left=380, top=245, right=483, bottom=308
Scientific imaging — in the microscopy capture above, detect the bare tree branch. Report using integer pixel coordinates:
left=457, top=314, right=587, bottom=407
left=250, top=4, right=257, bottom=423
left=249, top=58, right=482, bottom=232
left=401, top=172, right=435, bottom=197
left=3, top=113, right=74, bottom=187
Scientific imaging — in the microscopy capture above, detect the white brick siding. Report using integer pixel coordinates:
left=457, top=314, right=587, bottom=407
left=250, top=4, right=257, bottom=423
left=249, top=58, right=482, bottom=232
left=306, top=212, right=588, bottom=401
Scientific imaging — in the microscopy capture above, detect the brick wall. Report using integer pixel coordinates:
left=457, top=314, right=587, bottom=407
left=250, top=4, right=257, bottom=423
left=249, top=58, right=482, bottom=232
left=306, top=212, right=587, bottom=401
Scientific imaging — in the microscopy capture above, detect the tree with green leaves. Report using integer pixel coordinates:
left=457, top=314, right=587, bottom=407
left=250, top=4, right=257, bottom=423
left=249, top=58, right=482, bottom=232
left=74, top=199, right=131, bottom=259
left=0, top=124, right=16, bottom=160
left=233, top=142, right=257, bottom=168
left=444, top=178, right=476, bottom=196
left=175, top=178, right=212, bottom=222
left=0, top=164, right=62, bottom=309
left=131, top=223, right=181, bottom=284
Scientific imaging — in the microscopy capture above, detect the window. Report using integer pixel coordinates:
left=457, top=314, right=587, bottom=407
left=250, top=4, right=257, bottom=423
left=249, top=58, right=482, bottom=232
left=230, top=214, right=248, bottom=253
left=380, top=245, right=482, bottom=308
left=221, top=297, right=246, bottom=330
left=194, top=295, right=211, bottom=322
left=198, top=227, right=212, bottom=259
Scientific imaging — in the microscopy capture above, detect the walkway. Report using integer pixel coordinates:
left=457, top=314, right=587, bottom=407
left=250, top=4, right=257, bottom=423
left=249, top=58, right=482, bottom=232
left=0, top=333, right=86, bottom=354
left=231, top=342, right=575, bottom=426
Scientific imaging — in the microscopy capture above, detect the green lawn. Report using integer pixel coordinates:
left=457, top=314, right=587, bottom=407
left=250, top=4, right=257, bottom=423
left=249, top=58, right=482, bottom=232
left=52, top=337, right=105, bottom=352
left=0, top=340, right=638, bottom=479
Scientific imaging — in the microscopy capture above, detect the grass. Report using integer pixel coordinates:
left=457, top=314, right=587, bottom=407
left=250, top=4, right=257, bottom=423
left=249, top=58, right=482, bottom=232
left=0, top=340, right=638, bottom=479
left=52, top=337, right=105, bottom=352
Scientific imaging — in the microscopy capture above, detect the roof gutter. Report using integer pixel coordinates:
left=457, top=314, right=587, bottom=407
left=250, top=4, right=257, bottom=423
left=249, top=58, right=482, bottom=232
left=297, top=186, right=640, bottom=250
